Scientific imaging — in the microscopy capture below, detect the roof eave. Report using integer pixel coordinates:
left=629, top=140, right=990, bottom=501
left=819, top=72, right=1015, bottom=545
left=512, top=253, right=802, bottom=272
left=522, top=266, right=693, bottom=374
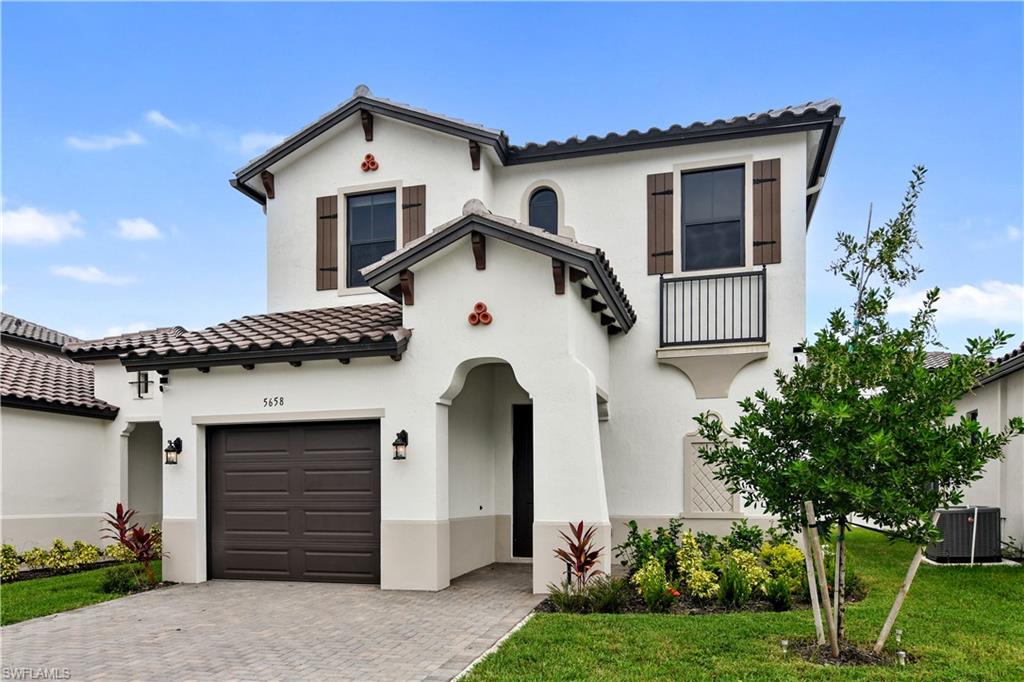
left=806, top=116, right=844, bottom=225
left=121, top=336, right=410, bottom=372
left=1, top=395, right=119, bottom=421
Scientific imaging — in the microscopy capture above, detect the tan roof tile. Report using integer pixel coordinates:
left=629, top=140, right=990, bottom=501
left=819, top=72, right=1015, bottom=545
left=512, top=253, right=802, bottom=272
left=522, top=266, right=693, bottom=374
left=1, top=346, right=118, bottom=418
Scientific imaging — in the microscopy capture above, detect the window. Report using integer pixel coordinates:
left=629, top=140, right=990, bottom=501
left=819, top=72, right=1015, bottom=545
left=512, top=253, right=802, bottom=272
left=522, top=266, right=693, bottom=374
left=347, top=190, right=396, bottom=287
left=681, top=166, right=744, bottom=271
left=528, top=187, right=558, bottom=234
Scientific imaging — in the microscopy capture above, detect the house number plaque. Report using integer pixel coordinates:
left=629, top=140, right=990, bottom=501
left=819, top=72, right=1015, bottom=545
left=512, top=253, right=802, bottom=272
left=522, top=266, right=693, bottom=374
left=262, top=396, right=285, bottom=407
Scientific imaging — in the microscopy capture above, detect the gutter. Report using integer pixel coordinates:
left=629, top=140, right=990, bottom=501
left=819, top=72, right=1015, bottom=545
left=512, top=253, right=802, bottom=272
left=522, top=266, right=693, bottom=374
left=1, top=395, right=119, bottom=421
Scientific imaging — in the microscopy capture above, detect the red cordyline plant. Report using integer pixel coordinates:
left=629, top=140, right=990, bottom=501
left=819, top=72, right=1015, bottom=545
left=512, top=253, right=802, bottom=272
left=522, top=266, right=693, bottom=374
left=553, top=521, right=605, bottom=591
left=102, top=502, right=162, bottom=586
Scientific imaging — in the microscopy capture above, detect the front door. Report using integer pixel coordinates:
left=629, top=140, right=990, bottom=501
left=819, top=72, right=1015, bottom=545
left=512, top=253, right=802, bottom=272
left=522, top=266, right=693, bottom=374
left=512, top=404, right=534, bottom=558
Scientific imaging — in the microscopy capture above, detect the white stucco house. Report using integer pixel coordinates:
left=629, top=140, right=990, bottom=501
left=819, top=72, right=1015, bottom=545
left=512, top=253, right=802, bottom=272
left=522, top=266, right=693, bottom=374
left=1, top=87, right=848, bottom=592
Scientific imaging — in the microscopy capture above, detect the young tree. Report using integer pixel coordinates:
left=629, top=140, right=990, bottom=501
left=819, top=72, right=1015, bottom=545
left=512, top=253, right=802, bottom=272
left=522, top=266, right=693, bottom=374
left=695, top=166, right=1023, bottom=648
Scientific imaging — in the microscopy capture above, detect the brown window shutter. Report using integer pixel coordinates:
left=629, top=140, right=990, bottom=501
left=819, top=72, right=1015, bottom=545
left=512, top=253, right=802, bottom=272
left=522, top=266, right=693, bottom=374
left=753, top=159, right=781, bottom=265
left=316, top=195, right=338, bottom=290
left=647, top=172, right=673, bottom=275
left=402, top=185, right=426, bottom=244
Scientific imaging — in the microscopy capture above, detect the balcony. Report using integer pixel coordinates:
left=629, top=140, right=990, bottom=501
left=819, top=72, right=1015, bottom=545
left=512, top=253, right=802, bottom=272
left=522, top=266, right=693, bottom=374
left=657, top=267, right=770, bottom=399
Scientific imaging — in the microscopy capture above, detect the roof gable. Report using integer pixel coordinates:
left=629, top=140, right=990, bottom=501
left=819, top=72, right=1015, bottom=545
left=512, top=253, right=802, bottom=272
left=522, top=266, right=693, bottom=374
left=1, top=313, right=79, bottom=351
left=361, top=201, right=636, bottom=335
left=1, top=345, right=118, bottom=419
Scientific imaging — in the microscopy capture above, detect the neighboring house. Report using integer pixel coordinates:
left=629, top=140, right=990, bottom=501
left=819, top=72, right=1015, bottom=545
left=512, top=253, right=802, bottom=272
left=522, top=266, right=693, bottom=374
left=0, top=313, right=165, bottom=549
left=937, top=344, right=1024, bottom=544
left=7, top=87, right=845, bottom=593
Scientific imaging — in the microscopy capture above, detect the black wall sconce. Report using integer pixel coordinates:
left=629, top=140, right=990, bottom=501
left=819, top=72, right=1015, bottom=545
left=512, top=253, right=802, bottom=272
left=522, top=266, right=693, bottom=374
left=164, top=437, right=183, bottom=465
left=392, top=430, right=408, bottom=460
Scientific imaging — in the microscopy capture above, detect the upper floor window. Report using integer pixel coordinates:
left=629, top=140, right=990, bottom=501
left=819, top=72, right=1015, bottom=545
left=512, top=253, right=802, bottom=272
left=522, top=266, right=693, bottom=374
left=528, top=187, right=558, bottom=234
left=681, top=166, right=744, bottom=271
left=347, top=190, right=396, bottom=287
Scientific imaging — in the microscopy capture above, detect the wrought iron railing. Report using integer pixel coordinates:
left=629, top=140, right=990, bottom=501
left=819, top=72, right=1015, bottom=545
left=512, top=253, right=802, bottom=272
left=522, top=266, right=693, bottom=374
left=660, top=267, right=766, bottom=347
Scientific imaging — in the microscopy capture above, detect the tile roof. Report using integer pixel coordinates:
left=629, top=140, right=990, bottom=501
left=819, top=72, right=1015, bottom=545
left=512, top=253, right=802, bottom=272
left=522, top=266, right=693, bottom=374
left=991, top=341, right=1024, bottom=368
left=509, top=99, right=843, bottom=161
left=122, top=303, right=410, bottom=370
left=64, top=326, right=188, bottom=359
left=1, top=313, right=80, bottom=350
left=924, top=351, right=953, bottom=370
left=1, top=345, right=118, bottom=419
left=362, top=200, right=636, bottom=333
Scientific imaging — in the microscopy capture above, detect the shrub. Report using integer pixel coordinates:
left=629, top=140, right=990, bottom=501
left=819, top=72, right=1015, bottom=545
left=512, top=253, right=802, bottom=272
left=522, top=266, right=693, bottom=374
left=1, top=544, right=20, bottom=581
left=45, top=539, right=80, bottom=574
left=72, top=540, right=101, bottom=566
left=719, top=558, right=752, bottom=608
left=614, top=518, right=683, bottom=576
left=586, top=575, right=629, bottom=613
left=726, top=519, right=765, bottom=553
left=103, top=503, right=162, bottom=585
left=22, top=547, right=49, bottom=570
left=728, top=549, right=770, bottom=595
left=632, top=558, right=677, bottom=612
left=101, top=564, right=141, bottom=594
left=765, top=576, right=793, bottom=611
left=685, top=567, right=720, bottom=602
left=764, top=525, right=792, bottom=547
left=105, top=542, right=136, bottom=563
left=759, top=542, right=805, bottom=587
left=675, top=532, right=704, bottom=577
left=149, top=524, right=163, bottom=557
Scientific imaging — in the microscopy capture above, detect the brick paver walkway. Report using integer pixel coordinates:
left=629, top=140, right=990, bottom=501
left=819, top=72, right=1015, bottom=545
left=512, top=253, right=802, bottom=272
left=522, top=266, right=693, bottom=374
left=0, top=563, right=539, bottom=681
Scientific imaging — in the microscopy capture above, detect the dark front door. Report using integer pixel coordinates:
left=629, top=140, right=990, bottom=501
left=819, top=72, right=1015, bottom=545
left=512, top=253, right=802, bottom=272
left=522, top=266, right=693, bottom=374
left=208, top=420, right=381, bottom=583
left=512, top=404, right=534, bottom=558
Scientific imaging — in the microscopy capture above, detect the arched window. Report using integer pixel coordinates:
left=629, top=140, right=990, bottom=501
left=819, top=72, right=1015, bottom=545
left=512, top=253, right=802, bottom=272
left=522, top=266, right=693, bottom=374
left=528, top=187, right=558, bottom=234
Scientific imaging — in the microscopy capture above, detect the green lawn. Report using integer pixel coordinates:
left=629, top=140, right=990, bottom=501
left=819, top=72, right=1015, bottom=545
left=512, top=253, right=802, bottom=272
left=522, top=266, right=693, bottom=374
left=466, top=530, right=1023, bottom=681
left=1, top=561, right=162, bottom=626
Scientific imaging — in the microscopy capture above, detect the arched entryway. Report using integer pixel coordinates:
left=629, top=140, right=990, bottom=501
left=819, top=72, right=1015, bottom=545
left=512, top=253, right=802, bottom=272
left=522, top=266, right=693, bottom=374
left=444, top=360, right=532, bottom=579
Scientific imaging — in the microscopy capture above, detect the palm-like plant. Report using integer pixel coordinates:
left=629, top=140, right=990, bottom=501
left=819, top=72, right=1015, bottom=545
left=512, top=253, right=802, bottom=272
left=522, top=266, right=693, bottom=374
left=554, top=521, right=605, bottom=591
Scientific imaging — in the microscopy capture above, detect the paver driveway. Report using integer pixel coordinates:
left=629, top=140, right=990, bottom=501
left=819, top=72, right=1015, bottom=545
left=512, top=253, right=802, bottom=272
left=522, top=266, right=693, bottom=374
left=0, top=563, right=540, bottom=681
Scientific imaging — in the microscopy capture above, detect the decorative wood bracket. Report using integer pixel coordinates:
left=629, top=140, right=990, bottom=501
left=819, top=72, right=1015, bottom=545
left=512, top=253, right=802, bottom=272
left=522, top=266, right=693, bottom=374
left=197, top=367, right=210, bottom=373
left=471, top=232, right=486, bottom=270
left=552, top=259, right=565, bottom=295
left=289, top=361, right=303, bottom=367
left=260, top=170, right=275, bottom=200
left=361, top=110, right=373, bottom=141
left=607, top=325, right=623, bottom=336
left=338, top=357, right=351, bottom=365
left=399, top=269, right=414, bottom=305
left=580, top=285, right=598, bottom=300
left=569, top=268, right=587, bottom=283
left=469, top=140, right=481, bottom=171
left=591, top=300, right=607, bottom=313
left=242, top=364, right=255, bottom=371
left=599, top=313, right=614, bottom=326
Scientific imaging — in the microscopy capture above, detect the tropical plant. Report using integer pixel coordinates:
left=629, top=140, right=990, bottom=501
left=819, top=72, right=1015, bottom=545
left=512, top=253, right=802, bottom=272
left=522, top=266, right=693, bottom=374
left=546, top=580, right=589, bottom=613
left=1, top=544, right=20, bottom=582
left=613, top=518, right=683, bottom=576
left=765, top=576, right=793, bottom=612
left=684, top=567, right=720, bottom=602
left=104, top=542, right=136, bottom=563
left=72, top=540, right=101, bottom=566
left=21, top=547, right=49, bottom=570
left=726, top=519, right=765, bottom=553
left=727, top=549, right=770, bottom=595
left=759, top=542, right=805, bottom=587
left=695, top=167, right=1024, bottom=647
left=718, top=558, right=752, bottom=608
left=44, top=539, right=79, bottom=573
left=102, top=502, right=162, bottom=586
left=553, top=521, right=605, bottom=591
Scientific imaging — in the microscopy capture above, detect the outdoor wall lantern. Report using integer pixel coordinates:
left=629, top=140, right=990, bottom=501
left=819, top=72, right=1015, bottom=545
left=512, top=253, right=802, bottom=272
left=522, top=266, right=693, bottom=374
left=164, top=437, right=183, bottom=465
left=392, top=430, right=408, bottom=460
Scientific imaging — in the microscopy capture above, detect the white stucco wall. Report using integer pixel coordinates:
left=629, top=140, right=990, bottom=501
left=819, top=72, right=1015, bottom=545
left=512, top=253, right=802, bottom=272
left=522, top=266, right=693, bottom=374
left=955, top=370, right=1024, bottom=542
left=1, top=407, right=112, bottom=549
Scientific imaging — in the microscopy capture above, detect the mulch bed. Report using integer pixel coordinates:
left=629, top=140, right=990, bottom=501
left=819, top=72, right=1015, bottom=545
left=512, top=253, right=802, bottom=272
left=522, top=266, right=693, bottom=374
left=535, top=591, right=813, bottom=616
left=792, top=639, right=915, bottom=666
left=13, top=559, right=121, bottom=582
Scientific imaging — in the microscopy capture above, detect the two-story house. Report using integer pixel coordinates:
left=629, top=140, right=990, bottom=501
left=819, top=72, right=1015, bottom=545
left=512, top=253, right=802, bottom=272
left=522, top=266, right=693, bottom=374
left=29, top=87, right=844, bottom=593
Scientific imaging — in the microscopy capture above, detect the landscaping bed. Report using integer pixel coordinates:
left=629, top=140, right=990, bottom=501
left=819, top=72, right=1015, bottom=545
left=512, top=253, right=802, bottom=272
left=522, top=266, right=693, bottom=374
left=465, top=529, right=1024, bottom=681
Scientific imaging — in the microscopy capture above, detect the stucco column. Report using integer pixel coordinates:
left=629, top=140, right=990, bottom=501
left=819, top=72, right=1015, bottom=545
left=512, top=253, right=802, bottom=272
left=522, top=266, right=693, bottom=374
left=159, top=411, right=206, bottom=584
left=525, top=360, right=611, bottom=593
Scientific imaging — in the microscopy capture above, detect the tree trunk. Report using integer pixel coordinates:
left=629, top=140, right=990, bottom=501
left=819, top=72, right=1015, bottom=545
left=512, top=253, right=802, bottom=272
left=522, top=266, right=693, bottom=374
left=801, top=525, right=825, bottom=645
left=873, top=511, right=941, bottom=654
left=836, top=518, right=847, bottom=639
left=805, top=501, right=840, bottom=657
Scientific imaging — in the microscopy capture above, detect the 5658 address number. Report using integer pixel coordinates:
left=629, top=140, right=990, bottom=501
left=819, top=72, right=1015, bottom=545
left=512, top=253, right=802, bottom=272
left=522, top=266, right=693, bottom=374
left=263, top=396, right=285, bottom=407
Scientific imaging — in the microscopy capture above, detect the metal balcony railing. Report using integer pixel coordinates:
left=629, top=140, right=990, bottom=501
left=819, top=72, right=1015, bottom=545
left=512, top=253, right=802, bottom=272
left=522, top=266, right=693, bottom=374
left=660, top=267, right=766, bottom=347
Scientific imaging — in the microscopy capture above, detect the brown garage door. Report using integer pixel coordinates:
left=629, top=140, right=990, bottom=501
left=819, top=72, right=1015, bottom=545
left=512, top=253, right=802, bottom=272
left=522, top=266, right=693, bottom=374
left=208, top=421, right=380, bottom=583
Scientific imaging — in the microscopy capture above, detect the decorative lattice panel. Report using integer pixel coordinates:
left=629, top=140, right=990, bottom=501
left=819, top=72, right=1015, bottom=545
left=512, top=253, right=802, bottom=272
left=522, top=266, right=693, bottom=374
left=690, top=452, right=734, bottom=513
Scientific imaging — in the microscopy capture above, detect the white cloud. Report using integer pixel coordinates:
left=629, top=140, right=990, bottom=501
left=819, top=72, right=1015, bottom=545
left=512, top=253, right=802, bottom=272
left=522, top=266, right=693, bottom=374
left=66, top=130, right=144, bottom=151
left=2, top=206, right=84, bottom=245
left=117, top=217, right=162, bottom=240
left=145, top=110, right=185, bottom=134
left=51, top=265, right=136, bottom=286
left=891, top=281, right=1024, bottom=325
left=1008, top=225, right=1022, bottom=242
left=239, top=132, right=285, bottom=156
left=103, top=321, right=152, bottom=336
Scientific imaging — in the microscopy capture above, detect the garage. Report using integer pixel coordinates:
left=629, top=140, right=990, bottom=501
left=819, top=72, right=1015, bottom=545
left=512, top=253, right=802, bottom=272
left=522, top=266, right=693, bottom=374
left=208, top=420, right=381, bottom=583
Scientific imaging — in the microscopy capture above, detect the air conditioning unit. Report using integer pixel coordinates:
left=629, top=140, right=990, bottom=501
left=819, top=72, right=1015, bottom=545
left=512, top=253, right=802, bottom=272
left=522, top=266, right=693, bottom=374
left=926, top=507, right=1002, bottom=563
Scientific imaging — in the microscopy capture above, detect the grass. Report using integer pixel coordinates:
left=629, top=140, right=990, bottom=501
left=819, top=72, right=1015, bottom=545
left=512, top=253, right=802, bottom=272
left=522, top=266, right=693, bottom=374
left=0, top=561, right=162, bottom=626
left=466, top=530, right=1024, bottom=681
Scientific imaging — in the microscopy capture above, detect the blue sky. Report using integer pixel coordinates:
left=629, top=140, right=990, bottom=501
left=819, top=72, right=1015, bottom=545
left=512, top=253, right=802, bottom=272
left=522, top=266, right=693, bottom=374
left=3, top=2, right=1022, bottom=352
